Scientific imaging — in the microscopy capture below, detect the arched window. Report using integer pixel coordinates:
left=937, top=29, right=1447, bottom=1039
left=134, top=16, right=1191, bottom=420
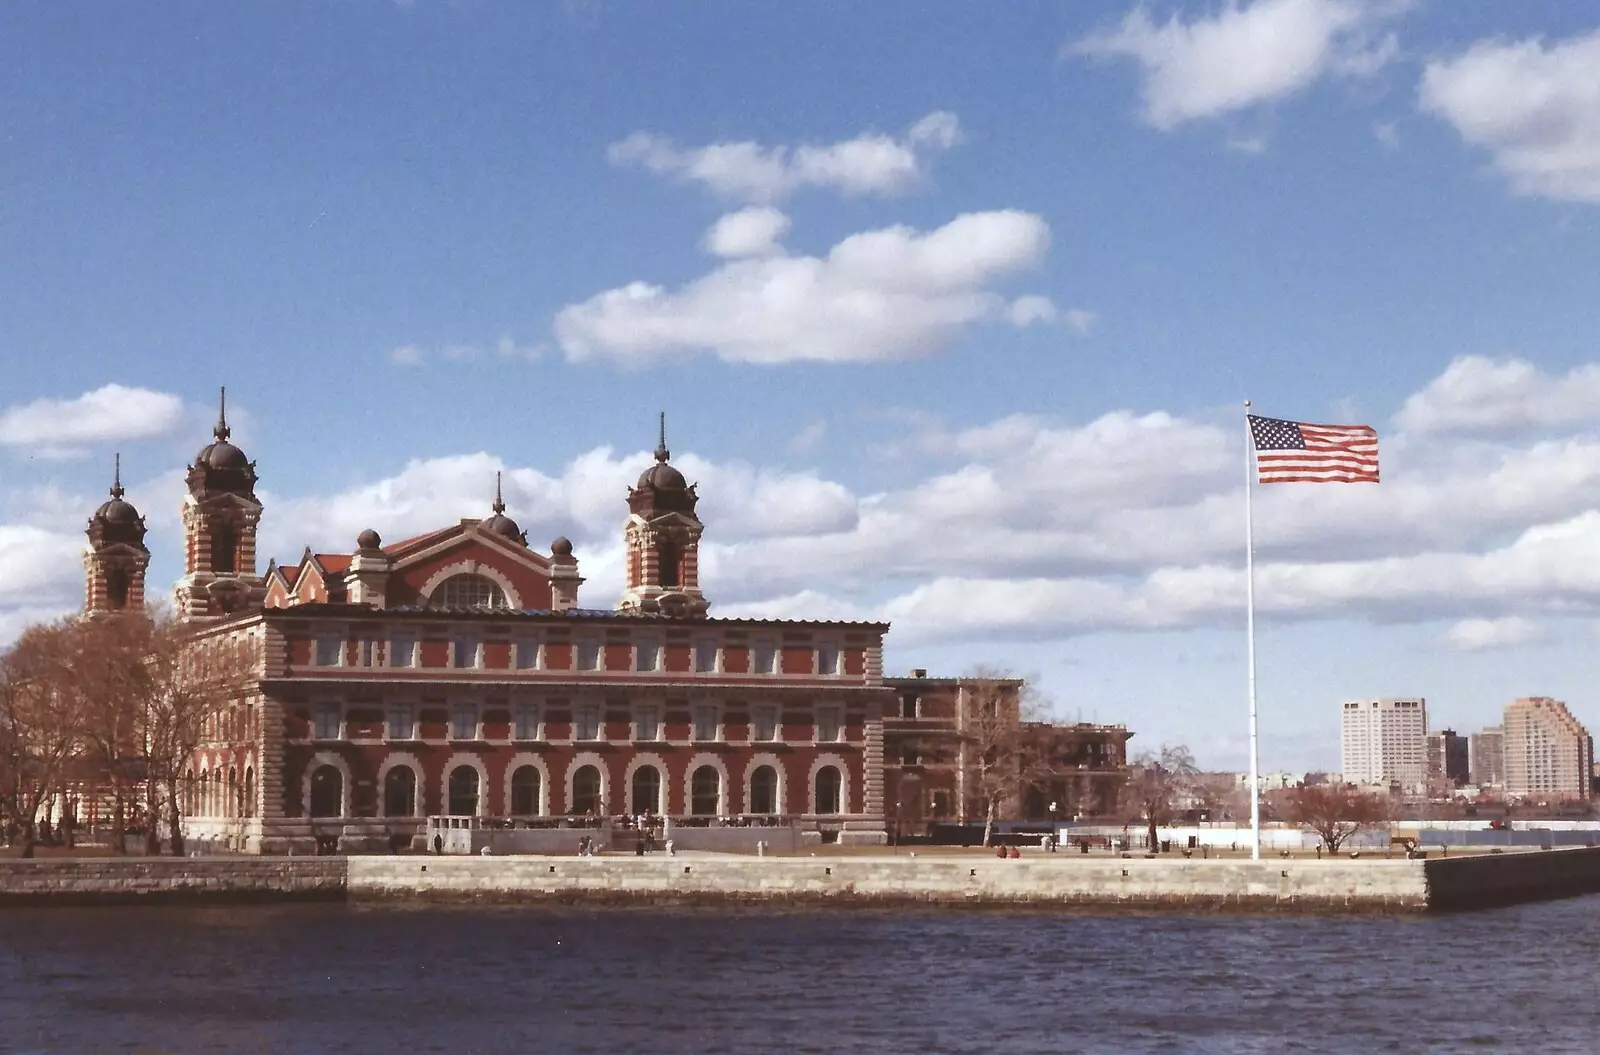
left=571, top=765, right=601, bottom=815
left=448, top=765, right=480, bottom=816
left=428, top=574, right=508, bottom=611
left=227, top=768, right=237, bottom=818
left=750, top=765, right=779, bottom=815
left=658, top=542, right=680, bottom=588
left=309, top=765, right=343, bottom=818
left=814, top=766, right=842, bottom=815
left=243, top=767, right=255, bottom=818
left=384, top=766, right=417, bottom=817
left=211, top=524, right=237, bottom=574
left=691, top=765, right=721, bottom=816
left=105, top=568, right=129, bottom=609
left=631, top=765, right=661, bottom=815
left=183, top=769, right=195, bottom=814
left=511, top=765, right=542, bottom=816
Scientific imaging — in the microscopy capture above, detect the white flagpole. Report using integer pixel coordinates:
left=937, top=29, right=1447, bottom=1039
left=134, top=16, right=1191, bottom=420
left=1244, top=401, right=1261, bottom=861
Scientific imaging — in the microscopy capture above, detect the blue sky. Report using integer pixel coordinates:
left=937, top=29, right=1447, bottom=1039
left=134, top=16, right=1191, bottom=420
left=4, top=1, right=1600, bottom=772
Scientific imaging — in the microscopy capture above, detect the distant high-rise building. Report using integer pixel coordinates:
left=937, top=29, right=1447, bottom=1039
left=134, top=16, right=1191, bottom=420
left=1503, top=697, right=1594, bottom=801
left=1426, top=729, right=1470, bottom=786
left=1340, top=698, right=1428, bottom=791
left=1469, top=726, right=1505, bottom=788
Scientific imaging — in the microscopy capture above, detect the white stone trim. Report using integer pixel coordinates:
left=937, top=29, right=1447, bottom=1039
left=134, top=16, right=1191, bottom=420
left=808, top=752, right=850, bottom=815
left=377, top=751, right=424, bottom=817
left=682, top=751, right=730, bottom=817
left=439, top=751, right=489, bottom=817
left=623, top=751, right=669, bottom=815
left=503, top=752, right=551, bottom=816
left=417, top=560, right=523, bottom=611
left=564, top=750, right=610, bottom=815
left=743, top=753, right=786, bottom=815
left=301, top=750, right=352, bottom=820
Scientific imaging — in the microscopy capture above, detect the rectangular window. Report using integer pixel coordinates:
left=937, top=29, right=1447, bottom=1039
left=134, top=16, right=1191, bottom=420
left=574, top=703, right=602, bottom=741
left=314, top=706, right=342, bottom=740
left=575, top=639, right=601, bottom=671
left=453, top=634, right=480, bottom=669
left=358, top=640, right=376, bottom=667
left=752, top=705, right=779, bottom=743
left=816, top=643, right=840, bottom=676
left=692, top=704, right=720, bottom=742
left=515, top=637, right=540, bottom=670
left=636, top=641, right=661, bottom=673
left=314, top=634, right=343, bottom=667
left=387, top=705, right=414, bottom=741
left=514, top=704, right=541, bottom=741
left=694, top=638, right=719, bottom=673
left=389, top=632, right=416, bottom=668
left=750, top=641, right=776, bottom=675
left=632, top=705, right=661, bottom=742
left=450, top=705, right=478, bottom=741
left=815, top=706, right=842, bottom=743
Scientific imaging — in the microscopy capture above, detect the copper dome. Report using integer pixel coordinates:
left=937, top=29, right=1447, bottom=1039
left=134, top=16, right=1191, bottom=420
left=482, top=472, right=528, bottom=546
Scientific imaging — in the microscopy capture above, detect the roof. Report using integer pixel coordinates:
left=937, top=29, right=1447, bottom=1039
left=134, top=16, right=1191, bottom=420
left=258, top=602, right=888, bottom=631
left=312, top=553, right=351, bottom=575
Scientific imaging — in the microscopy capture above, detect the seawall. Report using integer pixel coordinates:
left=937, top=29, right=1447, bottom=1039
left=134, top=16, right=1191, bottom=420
left=6, top=848, right=1600, bottom=913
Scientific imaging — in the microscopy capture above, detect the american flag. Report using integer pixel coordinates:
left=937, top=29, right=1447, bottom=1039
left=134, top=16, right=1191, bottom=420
left=1248, top=415, right=1379, bottom=484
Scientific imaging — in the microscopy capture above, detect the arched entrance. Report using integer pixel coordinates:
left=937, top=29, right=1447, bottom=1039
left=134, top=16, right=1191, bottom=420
left=630, top=765, right=662, bottom=815
left=571, top=764, right=602, bottom=815
left=309, top=765, right=343, bottom=818
left=511, top=765, right=542, bottom=815
left=814, top=766, right=842, bottom=815
left=750, top=765, right=779, bottom=815
left=447, top=765, right=480, bottom=816
left=691, top=765, right=721, bottom=816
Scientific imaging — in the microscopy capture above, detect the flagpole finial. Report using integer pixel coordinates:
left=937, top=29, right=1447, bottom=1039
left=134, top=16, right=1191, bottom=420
left=110, top=452, right=124, bottom=499
left=215, top=385, right=231, bottom=441
left=655, top=411, right=670, bottom=462
left=493, top=470, right=505, bottom=514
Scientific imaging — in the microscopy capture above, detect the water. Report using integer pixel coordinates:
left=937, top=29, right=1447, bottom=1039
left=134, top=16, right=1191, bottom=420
left=2, top=898, right=1598, bottom=1054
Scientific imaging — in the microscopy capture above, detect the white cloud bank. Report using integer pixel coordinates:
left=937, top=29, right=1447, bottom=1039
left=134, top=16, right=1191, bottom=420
left=1445, top=616, right=1544, bottom=653
left=1074, top=0, right=1397, bottom=129
left=1420, top=29, right=1600, bottom=205
left=1395, top=356, right=1600, bottom=435
left=608, top=111, right=962, bottom=203
left=0, top=384, right=186, bottom=457
left=555, top=210, right=1052, bottom=364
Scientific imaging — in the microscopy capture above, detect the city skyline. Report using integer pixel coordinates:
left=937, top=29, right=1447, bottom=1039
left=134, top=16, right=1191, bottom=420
left=4, top=3, right=1600, bottom=772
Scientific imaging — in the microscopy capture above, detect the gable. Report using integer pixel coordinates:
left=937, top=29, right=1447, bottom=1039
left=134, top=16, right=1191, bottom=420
left=387, top=530, right=554, bottom=610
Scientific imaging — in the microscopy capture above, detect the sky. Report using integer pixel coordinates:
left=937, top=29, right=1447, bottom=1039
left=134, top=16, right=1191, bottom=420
left=4, top=0, right=1600, bottom=773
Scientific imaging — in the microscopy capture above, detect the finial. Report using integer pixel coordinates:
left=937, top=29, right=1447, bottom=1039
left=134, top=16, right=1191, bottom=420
left=110, top=452, right=124, bottom=499
left=655, top=411, right=670, bottom=463
left=493, top=470, right=506, bottom=514
left=215, top=385, right=231, bottom=441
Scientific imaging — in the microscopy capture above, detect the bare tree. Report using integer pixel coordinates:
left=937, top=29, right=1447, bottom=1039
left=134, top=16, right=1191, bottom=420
left=1126, top=744, right=1198, bottom=852
left=958, top=668, right=1051, bottom=846
left=1285, top=783, right=1392, bottom=853
left=0, top=622, right=87, bottom=857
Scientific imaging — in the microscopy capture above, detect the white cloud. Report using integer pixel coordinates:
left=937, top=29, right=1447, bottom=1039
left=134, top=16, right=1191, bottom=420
left=387, top=337, right=543, bottom=367
left=703, top=207, right=791, bottom=258
left=554, top=210, right=1052, bottom=364
left=0, top=384, right=185, bottom=456
left=1065, top=308, right=1098, bottom=336
left=1373, top=120, right=1400, bottom=149
left=1420, top=29, right=1600, bottom=204
left=1445, top=616, right=1544, bottom=653
left=1395, top=355, right=1600, bottom=434
left=606, top=111, right=963, bottom=203
left=1007, top=295, right=1058, bottom=327
left=389, top=344, right=424, bottom=366
left=1074, top=0, right=1395, bottom=129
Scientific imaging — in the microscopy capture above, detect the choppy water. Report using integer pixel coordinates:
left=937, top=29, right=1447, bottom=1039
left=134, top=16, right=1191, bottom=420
left=2, top=897, right=1598, bottom=1054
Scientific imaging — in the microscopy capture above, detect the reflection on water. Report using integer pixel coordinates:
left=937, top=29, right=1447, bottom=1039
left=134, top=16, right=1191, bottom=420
left=3, top=897, right=1600, bottom=1054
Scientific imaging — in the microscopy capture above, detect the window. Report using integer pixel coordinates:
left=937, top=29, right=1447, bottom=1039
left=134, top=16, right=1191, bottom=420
left=750, top=640, right=776, bottom=675
left=575, top=638, right=601, bottom=671
left=631, top=765, right=662, bottom=815
left=574, top=703, right=602, bottom=741
left=816, top=706, right=842, bottom=743
left=358, top=639, right=376, bottom=667
left=816, top=643, right=840, bottom=676
left=752, top=705, right=779, bottom=743
left=314, top=706, right=342, bottom=740
left=636, top=640, right=661, bottom=672
left=515, top=637, right=540, bottom=670
left=450, top=705, right=478, bottom=741
left=511, top=766, right=542, bottom=815
left=429, top=573, right=509, bottom=611
left=694, top=638, right=719, bottom=673
left=514, top=704, right=541, bottom=741
left=571, top=765, right=602, bottom=815
left=692, top=704, right=720, bottom=742
left=448, top=765, right=480, bottom=816
left=387, top=705, right=414, bottom=741
left=632, top=705, right=661, bottom=742
left=899, top=692, right=919, bottom=719
left=212, top=524, right=237, bottom=574
left=383, top=766, right=416, bottom=817
left=453, top=633, right=480, bottom=669
left=750, top=765, right=779, bottom=815
left=658, top=541, right=680, bottom=588
left=691, top=765, right=721, bottom=816
left=309, top=765, right=342, bottom=818
left=814, top=766, right=842, bottom=814
left=106, top=568, right=130, bottom=609
left=389, top=632, right=416, bottom=668
left=314, top=634, right=343, bottom=667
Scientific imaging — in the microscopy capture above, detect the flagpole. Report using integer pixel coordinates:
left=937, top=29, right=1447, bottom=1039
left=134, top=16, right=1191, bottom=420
left=1244, top=401, right=1261, bottom=861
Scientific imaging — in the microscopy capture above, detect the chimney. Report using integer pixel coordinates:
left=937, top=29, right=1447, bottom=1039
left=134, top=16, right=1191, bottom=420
left=911, top=668, right=927, bottom=678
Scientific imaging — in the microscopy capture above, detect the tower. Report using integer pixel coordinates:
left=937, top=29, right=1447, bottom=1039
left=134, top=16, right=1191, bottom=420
left=84, top=453, right=150, bottom=612
left=618, top=414, right=707, bottom=616
left=175, top=387, right=264, bottom=618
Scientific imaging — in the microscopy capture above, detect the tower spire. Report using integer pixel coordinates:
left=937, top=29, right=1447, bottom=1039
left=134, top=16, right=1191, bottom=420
left=655, top=411, right=669, bottom=463
left=215, top=385, right=231, bottom=441
left=110, top=452, right=124, bottom=499
left=493, top=470, right=506, bottom=514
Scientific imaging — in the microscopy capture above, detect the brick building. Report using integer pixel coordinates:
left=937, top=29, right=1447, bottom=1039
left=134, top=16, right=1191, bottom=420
left=1503, top=697, right=1593, bottom=802
left=83, top=398, right=897, bottom=853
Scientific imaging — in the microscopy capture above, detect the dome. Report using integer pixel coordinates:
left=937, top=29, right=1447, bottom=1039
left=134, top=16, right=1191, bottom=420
left=636, top=460, right=688, bottom=491
left=356, top=528, right=382, bottom=551
left=94, top=496, right=141, bottom=524
left=196, top=438, right=249, bottom=471
left=550, top=536, right=573, bottom=557
left=186, top=388, right=258, bottom=499
left=482, top=472, right=527, bottom=546
left=627, top=414, right=698, bottom=517
left=88, top=455, right=147, bottom=547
